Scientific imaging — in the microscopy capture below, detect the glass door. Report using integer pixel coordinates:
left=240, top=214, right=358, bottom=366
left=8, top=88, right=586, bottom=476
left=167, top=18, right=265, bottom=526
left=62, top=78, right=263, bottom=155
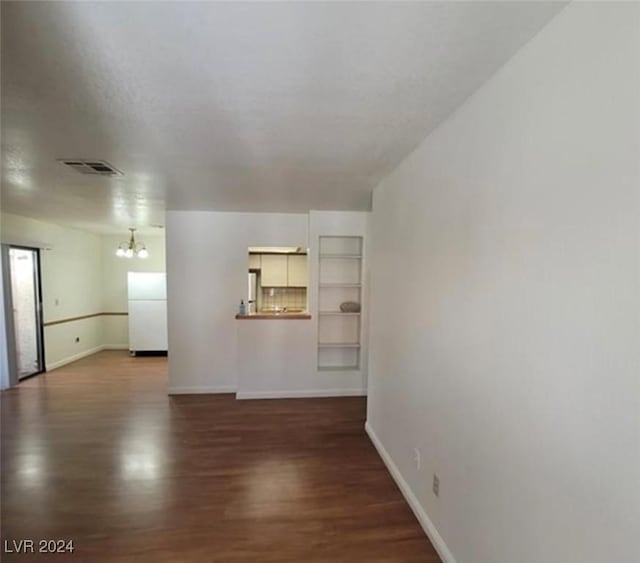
left=9, top=247, right=45, bottom=379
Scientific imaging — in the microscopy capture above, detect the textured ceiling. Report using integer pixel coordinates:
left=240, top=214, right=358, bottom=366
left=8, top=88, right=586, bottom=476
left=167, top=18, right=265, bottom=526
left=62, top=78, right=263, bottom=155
left=1, top=1, right=567, bottom=234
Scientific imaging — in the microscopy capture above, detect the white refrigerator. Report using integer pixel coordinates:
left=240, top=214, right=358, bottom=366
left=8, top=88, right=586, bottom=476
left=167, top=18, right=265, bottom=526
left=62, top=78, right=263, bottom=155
left=128, top=272, right=168, bottom=354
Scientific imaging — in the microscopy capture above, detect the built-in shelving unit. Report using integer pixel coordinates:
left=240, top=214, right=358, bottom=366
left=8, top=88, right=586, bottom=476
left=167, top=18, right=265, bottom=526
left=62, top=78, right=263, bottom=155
left=317, top=236, right=363, bottom=371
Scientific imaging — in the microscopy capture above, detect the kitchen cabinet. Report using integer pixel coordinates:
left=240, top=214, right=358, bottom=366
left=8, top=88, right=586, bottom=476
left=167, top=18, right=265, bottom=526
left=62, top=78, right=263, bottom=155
left=248, top=254, right=261, bottom=269
left=287, top=254, right=308, bottom=287
left=260, top=255, right=288, bottom=287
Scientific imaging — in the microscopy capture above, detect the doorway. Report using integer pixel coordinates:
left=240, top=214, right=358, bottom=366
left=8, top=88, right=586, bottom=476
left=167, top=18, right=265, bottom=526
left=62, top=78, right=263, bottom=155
left=8, top=247, right=45, bottom=379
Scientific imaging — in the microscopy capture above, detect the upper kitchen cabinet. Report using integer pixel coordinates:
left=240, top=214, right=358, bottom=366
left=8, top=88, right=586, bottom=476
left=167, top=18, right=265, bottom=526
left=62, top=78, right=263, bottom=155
left=260, top=254, right=288, bottom=287
left=248, top=254, right=261, bottom=269
left=287, top=254, right=308, bottom=287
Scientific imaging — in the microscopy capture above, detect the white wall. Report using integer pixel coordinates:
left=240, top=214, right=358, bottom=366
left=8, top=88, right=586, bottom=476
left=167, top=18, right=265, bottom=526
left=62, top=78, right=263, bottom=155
left=101, top=234, right=165, bottom=348
left=234, top=210, right=369, bottom=398
left=236, top=318, right=316, bottom=398
left=166, top=210, right=370, bottom=396
left=166, top=211, right=308, bottom=392
left=367, top=4, right=639, bottom=563
left=1, top=213, right=104, bottom=369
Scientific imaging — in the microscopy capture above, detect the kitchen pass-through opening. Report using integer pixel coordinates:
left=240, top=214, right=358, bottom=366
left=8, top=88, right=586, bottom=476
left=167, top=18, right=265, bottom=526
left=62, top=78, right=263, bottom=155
left=247, top=246, right=308, bottom=314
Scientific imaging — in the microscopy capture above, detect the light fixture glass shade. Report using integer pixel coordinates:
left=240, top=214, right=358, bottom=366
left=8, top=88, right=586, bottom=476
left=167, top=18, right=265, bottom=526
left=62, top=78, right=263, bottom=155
left=116, top=228, right=148, bottom=259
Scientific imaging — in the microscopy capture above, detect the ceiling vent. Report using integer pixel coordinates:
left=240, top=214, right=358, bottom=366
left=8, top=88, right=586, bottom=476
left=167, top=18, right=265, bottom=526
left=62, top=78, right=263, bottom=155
left=58, top=159, right=122, bottom=176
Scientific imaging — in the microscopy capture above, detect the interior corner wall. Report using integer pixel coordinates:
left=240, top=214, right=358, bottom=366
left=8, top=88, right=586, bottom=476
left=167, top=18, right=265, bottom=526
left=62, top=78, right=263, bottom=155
left=101, top=234, right=166, bottom=349
left=165, top=211, right=308, bottom=393
left=1, top=213, right=104, bottom=370
left=367, top=4, right=639, bottom=563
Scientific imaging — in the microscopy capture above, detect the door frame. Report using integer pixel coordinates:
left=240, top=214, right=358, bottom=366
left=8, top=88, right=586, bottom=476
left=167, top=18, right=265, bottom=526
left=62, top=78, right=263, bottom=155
left=1, top=244, right=18, bottom=387
left=5, top=245, right=46, bottom=382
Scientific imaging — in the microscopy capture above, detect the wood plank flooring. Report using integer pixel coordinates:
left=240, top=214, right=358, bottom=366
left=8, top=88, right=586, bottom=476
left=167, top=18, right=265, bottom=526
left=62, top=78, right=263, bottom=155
left=1, top=351, right=440, bottom=562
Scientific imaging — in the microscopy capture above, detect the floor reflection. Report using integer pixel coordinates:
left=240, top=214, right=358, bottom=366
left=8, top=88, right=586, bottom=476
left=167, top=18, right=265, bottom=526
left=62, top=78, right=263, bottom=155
left=243, top=458, right=305, bottom=517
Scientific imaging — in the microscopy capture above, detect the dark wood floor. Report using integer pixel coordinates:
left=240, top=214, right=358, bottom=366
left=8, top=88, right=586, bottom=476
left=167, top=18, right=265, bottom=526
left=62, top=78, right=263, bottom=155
left=1, top=351, right=440, bottom=562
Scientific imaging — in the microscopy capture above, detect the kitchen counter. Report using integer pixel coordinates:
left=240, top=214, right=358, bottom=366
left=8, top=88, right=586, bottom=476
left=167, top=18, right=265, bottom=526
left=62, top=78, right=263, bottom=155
left=235, top=308, right=363, bottom=399
left=235, top=312, right=311, bottom=320
left=235, top=313, right=314, bottom=398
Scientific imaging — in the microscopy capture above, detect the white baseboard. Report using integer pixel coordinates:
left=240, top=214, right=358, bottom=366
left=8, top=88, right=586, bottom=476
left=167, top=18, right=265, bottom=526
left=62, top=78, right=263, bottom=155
left=168, top=385, right=237, bottom=395
left=46, top=345, right=105, bottom=371
left=365, top=421, right=456, bottom=563
left=236, top=388, right=367, bottom=400
left=102, top=344, right=128, bottom=350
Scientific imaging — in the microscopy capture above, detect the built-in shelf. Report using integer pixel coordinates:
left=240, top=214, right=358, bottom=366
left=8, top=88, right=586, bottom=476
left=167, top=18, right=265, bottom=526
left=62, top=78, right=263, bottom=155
left=318, top=235, right=364, bottom=371
left=319, top=311, right=361, bottom=316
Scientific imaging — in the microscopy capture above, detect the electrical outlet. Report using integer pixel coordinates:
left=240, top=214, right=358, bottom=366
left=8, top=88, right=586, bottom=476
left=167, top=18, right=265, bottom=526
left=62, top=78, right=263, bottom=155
left=54, top=298, right=60, bottom=306
left=75, top=337, right=80, bottom=343
left=433, top=474, right=440, bottom=497
left=413, top=447, right=421, bottom=470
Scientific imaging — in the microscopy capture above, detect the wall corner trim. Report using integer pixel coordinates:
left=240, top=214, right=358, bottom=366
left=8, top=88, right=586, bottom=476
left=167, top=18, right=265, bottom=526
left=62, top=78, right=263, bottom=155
left=365, top=421, right=457, bottom=563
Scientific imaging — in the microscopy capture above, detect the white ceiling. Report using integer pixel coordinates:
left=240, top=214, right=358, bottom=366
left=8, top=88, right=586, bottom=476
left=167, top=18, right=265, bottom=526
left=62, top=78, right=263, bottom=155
left=1, top=1, right=567, bottom=234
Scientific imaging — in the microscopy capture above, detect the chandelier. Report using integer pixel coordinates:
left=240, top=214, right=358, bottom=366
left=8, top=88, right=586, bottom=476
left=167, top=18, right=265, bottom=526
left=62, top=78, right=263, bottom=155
left=116, top=228, right=149, bottom=258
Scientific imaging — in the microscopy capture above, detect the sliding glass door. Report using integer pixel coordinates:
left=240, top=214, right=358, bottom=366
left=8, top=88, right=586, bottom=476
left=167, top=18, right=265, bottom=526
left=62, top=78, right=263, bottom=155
left=9, top=247, right=45, bottom=379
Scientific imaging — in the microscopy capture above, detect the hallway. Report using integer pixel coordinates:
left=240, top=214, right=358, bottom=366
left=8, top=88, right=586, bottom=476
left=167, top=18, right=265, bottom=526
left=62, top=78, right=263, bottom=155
left=1, top=351, right=439, bottom=562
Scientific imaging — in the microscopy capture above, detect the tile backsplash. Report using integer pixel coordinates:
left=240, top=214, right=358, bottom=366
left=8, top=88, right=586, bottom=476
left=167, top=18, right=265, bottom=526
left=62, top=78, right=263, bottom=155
left=261, top=287, right=307, bottom=311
